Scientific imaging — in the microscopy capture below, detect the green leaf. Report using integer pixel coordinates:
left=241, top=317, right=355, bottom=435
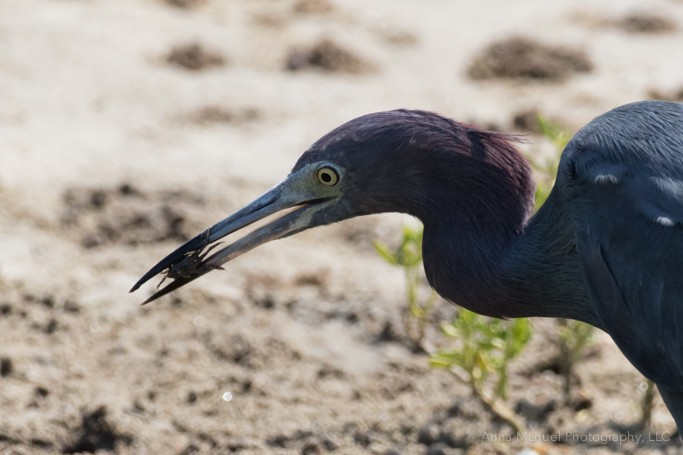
left=537, top=114, right=570, bottom=150
left=372, top=239, right=399, bottom=265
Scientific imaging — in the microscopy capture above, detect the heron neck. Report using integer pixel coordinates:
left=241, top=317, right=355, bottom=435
left=422, top=190, right=600, bottom=326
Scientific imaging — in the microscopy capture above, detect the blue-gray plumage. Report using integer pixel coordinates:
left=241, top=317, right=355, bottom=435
left=132, top=100, right=683, bottom=430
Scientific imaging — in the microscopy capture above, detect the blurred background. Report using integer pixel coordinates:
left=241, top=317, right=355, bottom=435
left=1, top=0, right=683, bottom=453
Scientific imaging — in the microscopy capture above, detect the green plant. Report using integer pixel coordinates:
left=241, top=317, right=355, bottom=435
left=432, top=311, right=531, bottom=401
left=555, top=318, right=595, bottom=401
left=639, top=379, right=656, bottom=429
left=375, top=223, right=530, bottom=431
left=537, top=114, right=571, bottom=151
left=431, top=309, right=531, bottom=432
left=529, top=114, right=567, bottom=209
left=373, top=224, right=437, bottom=346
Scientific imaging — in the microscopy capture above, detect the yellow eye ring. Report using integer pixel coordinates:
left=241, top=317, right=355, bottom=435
left=316, top=167, right=339, bottom=186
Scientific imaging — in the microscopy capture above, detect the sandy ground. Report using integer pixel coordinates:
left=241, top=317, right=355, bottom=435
left=1, top=0, right=683, bottom=453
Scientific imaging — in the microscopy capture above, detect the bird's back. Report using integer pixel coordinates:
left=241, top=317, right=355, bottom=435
left=558, top=100, right=683, bottom=389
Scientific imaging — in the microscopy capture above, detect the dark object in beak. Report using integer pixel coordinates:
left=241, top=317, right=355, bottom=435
left=130, top=172, right=336, bottom=304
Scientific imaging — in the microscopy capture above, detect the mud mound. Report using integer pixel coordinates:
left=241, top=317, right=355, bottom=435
left=285, top=39, right=375, bottom=74
left=60, top=183, right=205, bottom=248
left=164, top=0, right=204, bottom=8
left=648, top=87, right=683, bottom=102
left=468, top=37, right=593, bottom=82
left=63, top=406, right=132, bottom=454
left=187, top=105, right=261, bottom=126
left=615, top=13, right=676, bottom=34
left=293, top=0, right=333, bottom=15
left=166, top=43, right=226, bottom=71
left=511, top=108, right=543, bottom=133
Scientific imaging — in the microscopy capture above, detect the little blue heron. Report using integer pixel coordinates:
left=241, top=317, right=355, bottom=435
left=132, top=100, right=683, bottom=430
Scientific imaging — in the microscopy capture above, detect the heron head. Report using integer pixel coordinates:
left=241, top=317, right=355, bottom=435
left=131, top=110, right=531, bottom=303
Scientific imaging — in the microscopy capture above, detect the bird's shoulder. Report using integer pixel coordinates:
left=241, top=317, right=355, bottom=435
left=559, top=100, right=683, bottom=226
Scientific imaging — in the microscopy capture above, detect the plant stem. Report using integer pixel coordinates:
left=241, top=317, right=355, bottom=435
left=420, top=341, right=526, bottom=434
left=640, top=380, right=656, bottom=430
left=556, top=318, right=573, bottom=402
left=469, top=377, right=526, bottom=435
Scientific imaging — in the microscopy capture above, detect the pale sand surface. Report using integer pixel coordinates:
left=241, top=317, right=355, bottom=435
left=1, top=1, right=682, bottom=453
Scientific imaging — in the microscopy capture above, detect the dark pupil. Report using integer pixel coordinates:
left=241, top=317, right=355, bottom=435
left=321, top=172, right=332, bottom=183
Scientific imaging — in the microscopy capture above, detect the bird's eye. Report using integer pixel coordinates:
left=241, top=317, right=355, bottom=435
left=316, top=167, right=339, bottom=186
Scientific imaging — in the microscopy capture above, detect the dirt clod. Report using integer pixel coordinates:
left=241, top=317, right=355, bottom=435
left=571, top=392, right=593, bottom=412
left=293, top=0, right=333, bottom=15
left=44, top=318, right=58, bottom=334
left=294, top=272, right=328, bottom=288
left=267, top=430, right=337, bottom=453
left=512, top=108, right=542, bottom=133
left=514, top=398, right=557, bottom=422
left=34, top=386, right=49, bottom=397
left=63, top=406, right=132, bottom=454
left=648, top=87, right=683, bottom=102
left=285, top=39, right=374, bottom=74
left=166, top=43, right=226, bottom=71
left=468, top=37, right=592, bottom=82
left=0, top=356, right=13, bottom=377
left=375, top=321, right=402, bottom=343
left=188, top=105, right=261, bottom=126
left=164, top=0, right=204, bottom=8
left=615, top=13, right=676, bottom=34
